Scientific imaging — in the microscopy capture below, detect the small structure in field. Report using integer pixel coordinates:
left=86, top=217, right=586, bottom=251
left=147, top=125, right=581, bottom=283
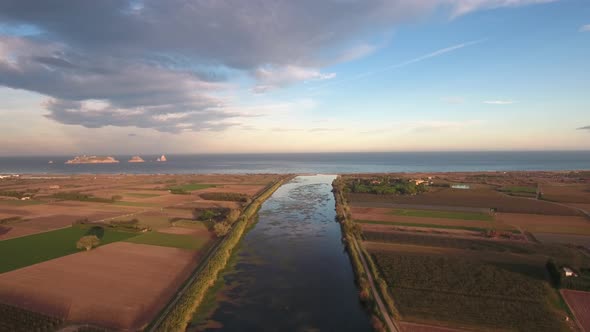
left=563, top=267, right=578, bottom=277
left=49, top=185, right=60, bottom=189
left=20, top=197, right=31, bottom=201
left=451, top=184, right=470, bottom=189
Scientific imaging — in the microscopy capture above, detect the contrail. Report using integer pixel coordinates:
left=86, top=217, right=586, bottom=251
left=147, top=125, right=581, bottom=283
left=311, top=39, right=485, bottom=91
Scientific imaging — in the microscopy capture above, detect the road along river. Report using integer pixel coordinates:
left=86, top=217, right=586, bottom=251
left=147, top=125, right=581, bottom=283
left=190, top=175, right=372, bottom=331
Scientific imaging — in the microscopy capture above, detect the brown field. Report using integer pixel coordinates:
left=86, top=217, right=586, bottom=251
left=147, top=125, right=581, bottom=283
left=0, top=242, right=200, bottom=330
left=400, top=322, right=468, bottom=332
left=197, top=184, right=265, bottom=197
left=533, top=233, right=590, bottom=247
left=496, top=213, right=590, bottom=235
left=359, top=223, right=483, bottom=237
left=542, top=185, right=590, bottom=204
left=562, top=290, right=590, bottom=332
left=350, top=206, right=511, bottom=231
left=348, top=188, right=580, bottom=216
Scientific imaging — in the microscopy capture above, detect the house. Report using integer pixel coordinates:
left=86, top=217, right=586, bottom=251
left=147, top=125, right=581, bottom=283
left=563, top=267, right=578, bottom=277
left=20, top=197, right=31, bottom=201
left=451, top=184, right=470, bottom=190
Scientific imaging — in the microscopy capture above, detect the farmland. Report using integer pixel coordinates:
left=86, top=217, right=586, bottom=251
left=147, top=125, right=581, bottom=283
left=373, top=253, right=567, bottom=331
left=0, top=173, right=285, bottom=330
left=0, top=225, right=137, bottom=273
left=562, top=290, right=590, bottom=332
left=337, top=171, right=590, bottom=331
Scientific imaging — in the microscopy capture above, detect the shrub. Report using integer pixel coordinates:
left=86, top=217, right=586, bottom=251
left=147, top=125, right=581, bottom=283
left=199, top=192, right=250, bottom=202
left=76, top=235, right=100, bottom=251
left=213, top=222, right=231, bottom=237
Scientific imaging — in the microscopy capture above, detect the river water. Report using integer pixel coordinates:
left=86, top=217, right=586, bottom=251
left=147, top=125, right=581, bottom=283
left=193, top=175, right=372, bottom=331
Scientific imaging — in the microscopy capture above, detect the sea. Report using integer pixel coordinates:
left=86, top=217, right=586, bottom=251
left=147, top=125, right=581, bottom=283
left=0, top=151, right=588, bottom=174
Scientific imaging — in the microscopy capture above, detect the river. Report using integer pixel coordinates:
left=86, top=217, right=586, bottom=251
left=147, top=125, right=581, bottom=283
left=191, top=175, right=372, bottom=331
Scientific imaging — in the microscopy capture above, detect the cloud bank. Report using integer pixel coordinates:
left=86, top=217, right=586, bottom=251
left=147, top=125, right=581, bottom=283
left=0, top=0, right=556, bottom=132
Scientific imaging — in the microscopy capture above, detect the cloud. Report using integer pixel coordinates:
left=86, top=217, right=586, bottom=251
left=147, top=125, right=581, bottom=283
left=128, top=133, right=137, bottom=137
left=411, top=121, right=474, bottom=133
left=0, top=1, right=554, bottom=132
left=449, top=0, right=558, bottom=17
left=312, top=39, right=484, bottom=90
left=253, top=65, right=335, bottom=93
left=483, top=100, right=515, bottom=105
left=580, top=24, right=590, bottom=32
left=308, top=128, right=343, bottom=133
left=577, top=126, right=590, bottom=131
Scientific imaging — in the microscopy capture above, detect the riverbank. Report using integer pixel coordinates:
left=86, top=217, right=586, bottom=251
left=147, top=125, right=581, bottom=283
left=151, top=175, right=292, bottom=331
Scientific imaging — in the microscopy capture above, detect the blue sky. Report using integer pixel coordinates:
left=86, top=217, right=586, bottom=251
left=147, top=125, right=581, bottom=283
left=0, top=0, right=588, bottom=155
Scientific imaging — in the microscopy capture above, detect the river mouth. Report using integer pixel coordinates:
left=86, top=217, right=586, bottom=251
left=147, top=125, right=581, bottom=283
left=191, top=175, right=371, bottom=331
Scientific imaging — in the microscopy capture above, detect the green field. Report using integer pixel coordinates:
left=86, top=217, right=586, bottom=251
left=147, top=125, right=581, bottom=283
left=169, top=183, right=216, bottom=191
left=500, top=186, right=537, bottom=194
left=124, top=192, right=161, bottom=198
left=356, top=219, right=487, bottom=232
left=0, top=226, right=138, bottom=273
left=391, top=208, right=493, bottom=221
left=0, top=200, right=44, bottom=206
left=125, top=231, right=209, bottom=250
left=373, top=252, right=567, bottom=331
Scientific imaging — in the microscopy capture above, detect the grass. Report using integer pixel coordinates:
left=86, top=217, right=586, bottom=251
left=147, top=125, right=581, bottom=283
left=124, top=192, right=161, bottom=198
left=112, top=201, right=154, bottom=207
left=391, top=208, right=493, bottom=221
left=169, top=183, right=216, bottom=192
left=0, top=225, right=138, bottom=273
left=356, top=219, right=487, bottom=232
left=125, top=231, right=208, bottom=250
left=500, top=186, right=537, bottom=194
left=0, top=199, right=44, bottom=206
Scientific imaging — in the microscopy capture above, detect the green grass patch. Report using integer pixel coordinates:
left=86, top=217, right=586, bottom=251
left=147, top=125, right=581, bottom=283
left=124, top=192, right=161, bottom=198
left=112, top=201, right=154, bottom=207
left=125, top=231, right=208, bottom=250
left=356, top=219, right=487, bottom=232
left=169, top=183, right=216, bottom=192
left=499, top=186, right=537, bottom=194
left=0, top=225, right=138, bottom=273
left=0, top=199, right=44, bottom=206
left=391, top=208, right=493, bottom=221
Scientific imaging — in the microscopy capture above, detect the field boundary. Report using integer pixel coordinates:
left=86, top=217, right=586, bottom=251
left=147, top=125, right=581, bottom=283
left=147, top=175, right=292, bottom=331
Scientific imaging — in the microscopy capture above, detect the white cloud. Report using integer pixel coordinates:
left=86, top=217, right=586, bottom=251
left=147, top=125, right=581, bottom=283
left=253, top=65, right=335, bottom=93
left=449, top=0, right=558, bottom=17
left=580, top=24, right=590, bottom=32
left=483, top=100, right=515, bottom=105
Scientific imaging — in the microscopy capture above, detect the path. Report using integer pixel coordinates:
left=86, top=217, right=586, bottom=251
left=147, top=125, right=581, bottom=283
left=352, top=237, right=399, bottom=332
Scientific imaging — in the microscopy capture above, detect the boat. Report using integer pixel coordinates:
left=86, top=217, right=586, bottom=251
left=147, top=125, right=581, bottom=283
left=157, top=155, right=167, bottom=162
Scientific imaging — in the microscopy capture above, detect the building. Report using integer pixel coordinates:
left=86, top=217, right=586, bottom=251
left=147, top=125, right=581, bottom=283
left=563, top=267, right=578, bottom=277
left=451, top=184, right=470, bottom=190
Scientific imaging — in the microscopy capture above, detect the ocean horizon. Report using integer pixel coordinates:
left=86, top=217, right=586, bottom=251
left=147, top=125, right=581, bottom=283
left=0, top=151, right=589, bottom=174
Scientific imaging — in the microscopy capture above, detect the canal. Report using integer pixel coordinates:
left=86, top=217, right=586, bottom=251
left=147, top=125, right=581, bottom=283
left=192, top=175, right=372, bottom=331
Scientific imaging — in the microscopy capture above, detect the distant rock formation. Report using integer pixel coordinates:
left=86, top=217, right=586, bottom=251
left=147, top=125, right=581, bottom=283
left=65, top=155, right=120, bottom=164
left=128, top=156, right=145, bottom=163
left=157, top=155, right=167, bottom=162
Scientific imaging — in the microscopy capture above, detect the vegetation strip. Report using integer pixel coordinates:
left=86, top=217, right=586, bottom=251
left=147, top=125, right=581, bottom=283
left=391, top=208, right=493, bottom=221
left=355, top=219, right=487, bottom=232
left=333, top=176, right=399, bottom=332
left=148, top=176, right=290, bottom=332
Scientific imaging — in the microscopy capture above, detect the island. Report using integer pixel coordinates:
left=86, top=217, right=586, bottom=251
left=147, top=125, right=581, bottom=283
left=65, top=156, right=120, bottom=164
left=128, top=156, right=145, bottom=163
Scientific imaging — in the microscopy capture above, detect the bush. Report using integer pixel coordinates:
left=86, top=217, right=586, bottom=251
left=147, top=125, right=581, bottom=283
left=199, top=192, right=250, bottom=202
left=52, top=192, right=112, bottom=203
left=213, top=222, right=231, bottom=237
left=76, top=235, right=100, bottom=251
left=169, top=188, right=190, bottom=195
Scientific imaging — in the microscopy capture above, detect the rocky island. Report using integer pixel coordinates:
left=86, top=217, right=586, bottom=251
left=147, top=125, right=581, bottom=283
left=128, top=156, right=145, bottom=163
left=65, top=156, right=120, bottom=164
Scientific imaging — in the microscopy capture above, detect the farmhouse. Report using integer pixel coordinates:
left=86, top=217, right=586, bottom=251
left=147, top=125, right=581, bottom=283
left=563, top=267, right=578, bottom=277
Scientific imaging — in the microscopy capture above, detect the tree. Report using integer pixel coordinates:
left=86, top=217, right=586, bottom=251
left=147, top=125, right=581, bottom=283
left=111, top=195, right=123, bottom=201
left=76, top=235, right=100, bottom=251
left=225, top=209, right=240, bottom=224
left=200, top=210, right=218, bottom=222
left=213, top=222, right=231, bottom=237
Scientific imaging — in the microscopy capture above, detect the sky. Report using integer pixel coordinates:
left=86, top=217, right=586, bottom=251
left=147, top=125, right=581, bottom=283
left=0, top=0, right=589, bottom=155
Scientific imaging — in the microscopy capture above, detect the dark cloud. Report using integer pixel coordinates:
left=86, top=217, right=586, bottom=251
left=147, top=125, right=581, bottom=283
left=577, top=126, right=590, bottom=131
left=128, top=133, right=137, bottom=137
